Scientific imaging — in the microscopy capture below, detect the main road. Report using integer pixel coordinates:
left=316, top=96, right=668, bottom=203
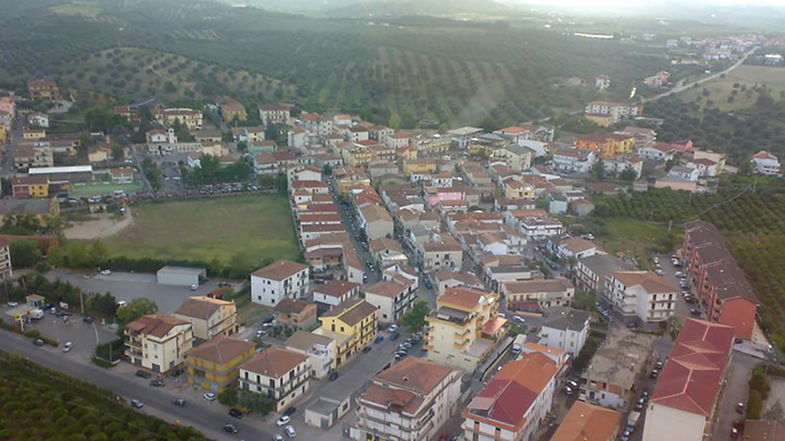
left=0, top=330, right=272, bottom=441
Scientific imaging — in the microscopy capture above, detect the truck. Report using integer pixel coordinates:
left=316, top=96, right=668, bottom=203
left=29, top=309, right=44, bottom=320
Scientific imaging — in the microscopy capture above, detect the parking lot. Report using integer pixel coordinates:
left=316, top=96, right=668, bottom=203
left=652, top=254, right=699, bottom=319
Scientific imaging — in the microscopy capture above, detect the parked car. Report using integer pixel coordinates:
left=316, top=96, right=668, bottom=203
left=203, top=392, right=217, bottom=401
left=135, top=370, right=151, bottom=379
left=389, top=324, right=399, bottom=332
left=374, top=335, right=384, bottom=344
left=82, top=316, right=94, bottom=324
left=274, top=435, right=285, bottom=441
left=283, top=407, right=297, bottom=417
left=173, top=398, right=186, bottom=407
left=690, top=308, right=701, bottom=316
left=33, top=339, right=45, bottom=346
left=362, top=346, right=372, bottom=353
left=229, top=408, right=244, bottom=419
left=566, top=380, right=579, bottom=389
left=563, top=386, right=574, bottom=395
left=222, top=423, right=238, bottom=434
left=276, top=415, right=291, bottom=426
left=130, top=399, right=144, bottom=409
left=189, top=284, right=198, bottom=291
left=650, top=369, right=660, bottom=379
left=736, top=402, right=745, bottom=413
left=150, top=379, right=165, bottom=387
left=62, top=341, right=73, bottom=352
left=634, top=399, right=645, bottom=411
left=329, top=371, right=339, bottom=381
left=285, top=425, right=296, bottom=437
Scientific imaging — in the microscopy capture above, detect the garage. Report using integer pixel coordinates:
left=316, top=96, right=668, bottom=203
left=156, top=266, right=206, bottom=287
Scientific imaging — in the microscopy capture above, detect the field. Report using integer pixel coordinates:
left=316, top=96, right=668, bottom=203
left=592, top=218, right=678, bottom=270
left=71, top=182, right=142, bottom=197
left=102, top=194, right=299, bottom=266
left=677, top=65, right=785, bottom=112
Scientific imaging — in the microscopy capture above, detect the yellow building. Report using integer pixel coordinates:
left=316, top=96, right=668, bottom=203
left=575, top=133, right=635, bottom=158
left=0, top=125, right=6, bottom=143
left=186, top=335, right=255, bottom=392
left=216, top=97, right=248, bottom=123
left=416, top=138, right=451, bottom=154
left=504, top=179, right=535, bottom=199
left=125, top=314, right=194, bottom=374
left=402, top=159, right=439, bottom=177
left=584, top=114, right=614, bottom=127
left=22, top=129, right=46, bottom=140
left=338, top=143, right=375, bottom=167
left=398, top=147, right=418, bottom=161
left=173, top=296, right=238, bottom=342
left=11, top=175, right=49, bottom=198
left=425, top=286, right=506, bottom=372
left=315, top=298, right=378, bottom=367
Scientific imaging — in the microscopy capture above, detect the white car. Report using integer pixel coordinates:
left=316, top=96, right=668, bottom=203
left=203, top=392, right=216, bottom=401
left=273, top=436, right=284, bottom=441
left=513, top=315, right=525, bottom=323
left=276, top=415, right=291, bottom=426
left=189, top=284, right=198, bottom=291
left=100, top=269, right=112, bottom=275
left=389, top=324, right=399, bottom=332
left=62, top=342, right=73, bottom=352
left=285, top=425, right=296, bottom=438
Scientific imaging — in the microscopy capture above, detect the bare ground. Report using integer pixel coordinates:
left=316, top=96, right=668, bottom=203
left=64, top=213, right=133, bottom=240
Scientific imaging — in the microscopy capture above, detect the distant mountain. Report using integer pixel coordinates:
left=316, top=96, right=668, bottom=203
left=224, top=0, right=508, bottom=16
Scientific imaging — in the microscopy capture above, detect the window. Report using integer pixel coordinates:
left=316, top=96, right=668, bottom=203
left=269, top=378, right=275, bottom=387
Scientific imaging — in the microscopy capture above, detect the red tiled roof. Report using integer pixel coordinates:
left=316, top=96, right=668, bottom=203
left=718, top=297, right=757, bottom=340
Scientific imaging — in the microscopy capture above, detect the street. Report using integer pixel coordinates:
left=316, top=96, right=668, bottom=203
left=1, top=110, right=26, bottom=177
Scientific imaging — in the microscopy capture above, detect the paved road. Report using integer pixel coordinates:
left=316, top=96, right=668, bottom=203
left=0, top=329, right=273, bottom=441
left=714, top=351, right=757, bottom=441
left=1, top=112, right=25, bottom=176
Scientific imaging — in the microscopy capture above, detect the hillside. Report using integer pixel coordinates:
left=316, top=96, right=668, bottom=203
left=231, top=0, right=509, bottom=16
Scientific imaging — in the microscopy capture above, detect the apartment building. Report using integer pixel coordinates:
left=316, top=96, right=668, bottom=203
left=643, top=319, right=735, bottom=441
left=250, top=260, right=310, bottom=307
left=583, top=101, right=642, bottom=126
left=574, top=254, right=634, bottom=294
left=751, top=150, right=781, bottom=175
left=575, top=134, right=635, bottom=158
left=316, top=298, right=378, bottom=367
left=603, top=271, right=676, bottom=323
left=156, top=107, right=203, bottom=129
left=501, top=278, right=575, bottom=311
left=173, top=296, right=238, bottom=342
left=363, top=279, right=416, bottom=324
left=419, top=235, right=463, bottom=273
left=552, top=147, right=597, bottom=173
left=185, top=335, right=255, bottom=393
left=312, top=280, right=361, bottom=310
left=0, top=240, right=11, bottom=280
left=239, top=347, right=311, bottom=412
left=462, top=353, right=558, bottom=441
left=285, top=331, right=336, bottom=379
left=124, top=314, right=194, bottom=374
left=538, top=307, right=591, bottom=356
left=352, top=357, right=462, bottom=441
left=548, top=401, right=621, bottom=441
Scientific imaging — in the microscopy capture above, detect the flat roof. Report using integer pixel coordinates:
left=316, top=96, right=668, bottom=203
left=157, top=266, right=206, bottom=275
left=29, top=165, right=93, bottom=175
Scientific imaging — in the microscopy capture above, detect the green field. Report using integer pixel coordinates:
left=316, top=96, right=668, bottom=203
left=594, top=218, right=679, bottom=270
left=71, top=182, right=142, bottom=197
left=678, top=65, right=785, bottom=111
left=103, top=194, right=299, bottom=265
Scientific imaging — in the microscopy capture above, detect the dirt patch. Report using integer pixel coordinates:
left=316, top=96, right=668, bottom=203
left=65, top=213, right=133, bottom=240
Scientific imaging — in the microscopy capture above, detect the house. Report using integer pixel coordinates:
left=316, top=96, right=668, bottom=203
left=107, top=167, right=134, bottom=184
left=273, top=298, right=318, bottom=330
left=552, top=147, right=596, bottom=173
left=504, top=179, right=535, bottom=200
left=642, top=319, right=735, bottom=441
left=173, top=296, right=238, bottom=342
left=0, top=198, right=60, bottom=225
left=259, top=103, right=292, bottom=125
left=351, top=357, right=462, bottom=441
left=315, top=298, right=378, bottom=367
left=87, top=143, right=112, bottom=164
left=603, top=155, right=642, bottom=179
left=285, top=331, right=336, bottom=379
left=574, top=254, right=634, bottom=294
left=124, top=314, right=194, bottom=374
left=462, top=353, right=558, bottom=441
left=369, top=237, right=407, bottom=267
left=419, top=235, right=463, bottom=273
left=358, top=204, right=394, bottom=240
left=239, top=347, right=311, bottom=412
left=11, top=175, right=49, bottom=199
left=550, top=236, right=601, bottom=260
left=0, top=240, right=12, bottom=280
left=425, top=286, right=505, bottom=372
left=363, top=279, right=415, bottom=324
left=604, top=271, right=676, bottom=323
left=23, top=128, right=46, bottom=140
left=312, top=280, right=360, bottom=310
left=231, top=126, right=266, bottom=143
left=548, top=401, right=621, bottom=441
left=638, top=142, right=678, bottom=161
left=751, top=150, right=781, bottom=176
left=538, top=307, right=591, bottom=356
left=580, top=329, right=655, bottom=410
left=571, top=199, right=595, bottom=217
left=686, top=158, right=719, bottom=178
left=433, top=270, right=484, bottom=295
left=501, top=278, right=575, bottom=311
left=668, top=165, right=700, bottom=181
left=14, top=144, right=53, bottom=170
left=643, top=71, right=670, bottom=88
left=27, top=79, right=61, bottom=100
left=250, top=260, right=310, bottom=307
left=156, top=108, right=203, bottom=130
left=575, top=134, right=635, bottom=158
left=491, top=145, right=534, bottom=171
left=595, top=75, right=611, bottom=90
left=185, top=335, right=254, bottom=393
left=215, top=96, right=247, bottom=122
left=146, top=128, right=170, bottom=144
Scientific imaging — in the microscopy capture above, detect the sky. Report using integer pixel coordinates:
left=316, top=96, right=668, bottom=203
left=509, top=0, right=785, bottom=7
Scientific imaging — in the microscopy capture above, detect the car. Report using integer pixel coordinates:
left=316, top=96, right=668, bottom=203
left=634, top=398, right=645, bottom=411
left=650, top=369, right=660, bottom=379
left=402, top=342, right=412, bottom=349
left=655, top=269, right=664, bottom=275
left=690, top=308, right=701, bottom=316
left=730, top=427, right=740, bottom=439
left=135, top=370, right=151, bottom=379
left=655, top=361, right=663, bottom=369
left=203, top=392, right=217, bottom=401
left=390, top=332, right=400, bottom=341
left=675, top=271, right=683, bottom=277
left=117, top=300, right=128, bottom=308
left=100, top=269, right=112, bottom=275
left=189, top=284, right=198, bottom=291
left=513, top=315, right=525, bottom=323
left=620, top=429, right=632, bottom=441
left=130, top=399, right=144, bottom=409
left=222, top=423, right=238, bottom=434
left=362, top=346, right=372, bottom=353
left=736, top=402, right=745, bottom=413
left=389, top=324, right=399, bottom=332
left=82, top=316, right=94, bottom=324
left=511, top=344, right=522, bottom=354
left=229, top=408, right=244, bottom=419
left=285, top=425, right=296, bottom=438
left=563, top=386, right=574, bottom=395
left=150, top=379, right=165, bottom=387
left=276, top=415, right=291, bottom=426
left=652, top=257, right=660, bottom=264
left=567, top=380, right=579, bottom=389
left=256, top=329, right=265, bottom=338
left=626, top=322, right=639, bottom=329
left=283, top=407, right=297, bottom=417
left=33, top=338, right=44, bottom=346
left=329, top=371, right=339, bottom=381
left=6, top=301, right=18, bottom=307
left=274, top=435, right=285, bottom=441
left=374, top=335, right=384, bottom=344
left=62, top=341, right=73, bottom=352
left=173, top=398, right=186, bottom=407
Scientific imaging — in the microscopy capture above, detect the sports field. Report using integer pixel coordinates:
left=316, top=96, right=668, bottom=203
left=71, top=182, right=143, bottom=197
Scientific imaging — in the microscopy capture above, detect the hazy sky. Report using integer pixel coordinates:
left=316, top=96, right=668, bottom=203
left=513, top=0, right=785, bottom=7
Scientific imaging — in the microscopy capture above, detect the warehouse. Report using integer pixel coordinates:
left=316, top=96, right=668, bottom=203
left=156, top=266, right=206, bottom=287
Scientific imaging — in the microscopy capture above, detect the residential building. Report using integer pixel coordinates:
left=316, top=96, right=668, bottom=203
left=124, top=314, right=194, bottom=374
left=580, top=329, right=655, bottom=410
left=215, top=96, right=247, bottom=122
left=250, top=260, right=310, bottom=307
left=156, top=108, right=203, bottom=130
left=363, top=279, right=415, bottom=324
left=574, top=254, right=634, bottom=294
left=352, top=357, right=462, bottom=441
left=369, top=237, right=408, bottom=267
left=273, top=298, right=318, bottom=330
left=11, top=175, right=49, bottom=198
left=260, top=103, right=292, bottom=125
left=433, top=270, right=484, bottom=295
left=185, top=335, right=254, bottom=392
left=603, top=155, right=643, bottom=179
left=462, top=353, right=558, bottom=441
left=552, top=147, right=596, bottom=173
left=637, top=142, right=679, bottom=161
left=604, top=271, right=676, bottom=323
left=312, top=280, right=360, bottom=310
left=751, top=150, right=781, bottom=175
left=420, top=235, right=463, bottom=273
left=0, top=240, right=12, bottom=280
left=583, top=101, right=642, bottom=126
left=14, top=144, right=53, bottom=170
left=668, top=165, right=700, bottom=182
left=27, top=79, right=61, bottom=100
left=239, top=347, right=311, bottom=412
left=538, top=307, right=591, bottom=356
left=643, top=71, right=670, bottom=88
left=642, top=319, right=735, bottom=441
left=425, top=286, right=505, bottom=372
left=285, top=331, right=336, bottom=379
left=491, top=145, right=534, bottom=171
left=595, top=75, right=611, bottom=90
left=548, top=401, right=621, bottom=441
left=316, top=298, right=378, bottom=367
left=501, top=278, right=575, bottom=311
left=0, top=198, right=60, bottom=225
left=173, top=296, right=238, bottom=342
left=549, top=236, right=601, bottom=260
left=575, top=134, right=635, bottom=158
left=358, top=204, right=394, bottom=240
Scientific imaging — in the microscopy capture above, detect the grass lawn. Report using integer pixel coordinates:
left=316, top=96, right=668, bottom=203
left=102, top=194, right=299, bottom=265
left=235, top=294, right=272, bottom=326
left=595, top=218, right=680, bottom=270
left=71, top=182, right=142, bottom=196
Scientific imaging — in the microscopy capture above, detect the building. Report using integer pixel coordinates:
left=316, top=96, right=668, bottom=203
left=312, top=280, right=360, bottom=310
left=156, top=266, right=206, bottom=287
left=239, top=346, right=311, bottom=412
left=316, top=298, right=378, bottom=367
left=603, top=271, right=676, bottom=323
left=420, top=235, right=463, bottom=273
left=185, top=335, right=254, bottom=392
left=462, top=353, right=558, bottom=441
left=352, top=357, right=462, bottom=441
left=538, top=307, right=591, bottom=356
left=305, top=396, right=352, bottom=429
left=362, top=279, right=415, bottom=324
left=273, top=298, right=318, bottom=330
left=124, top=314, right=194, bottom=374
left=642, top=319, right=735, bottom=441
left=583, top=101, right=642, bottom=126
left=580, top=329, right=655, bottom=410
left=501, top=278, right=575, bottom=311
left=549, top=236, right=601, bottom=260
left=215, top=96, right=247, bottom=122
left=27, top=79, right=61, bottom=100
left=574, top=254, right=634, bottom=294
left=425, top=286, right=505, bottom=372
left=548, top=401, right=621, bottom=441
left=11, top=175, right=49, bottom=199
left=433, top=270, right=484, bottom=295
left=14, top=143, right=54, bottom=170
left=575, top=134, right=635, bottom=158
left=0, top=198, right=60, bottom=225
left=173, top=296, right=238, bottom=342
left=358, top=204, right=394, bottom=240
left=0, top=240, right=11, bottom=280
left=751, top=150, right=781, bottom=176
left=643, top=71, right=670, bottom=88
left=285, top=331, right=336, bottom=379
left=250, top=260, right=310, bottom=307
left=595, top=75, right=611, bottom=90
left=260, top=103, right=292, bottom=125
left=552, top=147, right=596, bottom=173
left=156, top=108, right=203, bottom=130
left=741, top=420, right=785, bottom=441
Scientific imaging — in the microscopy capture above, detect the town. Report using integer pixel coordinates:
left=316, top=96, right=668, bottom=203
left=0, top=16, right=785, bottom=441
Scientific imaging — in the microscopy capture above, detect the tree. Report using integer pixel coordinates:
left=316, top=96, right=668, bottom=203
left=237, top=390, right=275, bottom=415
left=619, top=168, right=638, bottom=183
left=747, top=389, right=763, bottom=419
left=217, top=387, right=238, bottom=406
left=666, top=315, right=683, bottom=340
left=590, top=158, right=605, bottom=180
left=116, top=298, right=158, bottom=324
left=402, top=300, right=430, bottom=332
left=9, top=239, right=42, bottom=268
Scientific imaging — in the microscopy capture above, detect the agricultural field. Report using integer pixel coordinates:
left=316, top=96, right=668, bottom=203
left=677, top=65, right=785, bottom=112
left=102, top=194, right=299, bottom=267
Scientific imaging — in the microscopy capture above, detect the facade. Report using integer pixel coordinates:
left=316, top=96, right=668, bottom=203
left=420, top=236, right=464, bottom=273
left=250, top=260, right=310, bottom=307
left=603, top=271, right=676, bottom=323
left=185, top=335, right=254, bottom=392
left=156, top=266, right=206, bottom=287
left=575, top=134, right=635, bottom=158
left=574, top=254, right=634, bottom=294
left=462, top=353, right=558, bottom=441
left=216, top=96, right=247, bottom=122
left=124, top=314, right=194, bottom=374
left=538, top=307, right=591, bottom=356
left=548, top=401, right=621, bottom=441
left=352, top=357, right=462, bottom=441
left=273, top=298, right=318, bottom=330
left=751, top=150, right=781, bottom=175
left=643, top=319, right=735, bottom=441
left=363, top=279, right=415, bottom=324
left=316, top=299, right=378, bottom=367
left=0, top=240, right=11, bottom=280
left=583, top=101, right=642, bottom=125
left=501, top=278, right=575, bottom=311
left=285, top=331, right=336, bottom=379
left=552, top=147, right=596, bottom=173
left=11, top=175, right=49, bottom=198
left=173, top=296, right=238, bottom=342
left=312, top=280, right=360, bottom=309
left=239, top=347, right=311, bottom=412
left=358, top=204, right=394, bottom=240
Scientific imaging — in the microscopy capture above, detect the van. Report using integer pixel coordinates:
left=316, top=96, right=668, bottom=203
left=117, top=300, right=128, bottom=308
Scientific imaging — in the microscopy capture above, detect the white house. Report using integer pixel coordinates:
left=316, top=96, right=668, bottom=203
left=552, top=147, right=596, bottom=173
left=239, top=346, right=311, bottom=412
left=312, top=280, right=360, bottom=309
left=27, top=113, right=49, bottom=128
left=668, top=165, right=700, bottom=182
left=285, top=331, right=336, bottom=379
left=603, top=271, right=676, bottom=323
left=538, top=307, right=591, bottom=356
left=751, top=150, right=781, bottom=176
left=250, top=260, right=310, bottom=307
